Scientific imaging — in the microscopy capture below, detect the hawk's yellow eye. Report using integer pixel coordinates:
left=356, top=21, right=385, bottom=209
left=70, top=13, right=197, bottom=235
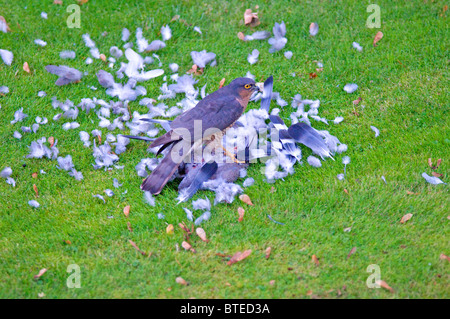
left=244, top=84, right=252, bottom=89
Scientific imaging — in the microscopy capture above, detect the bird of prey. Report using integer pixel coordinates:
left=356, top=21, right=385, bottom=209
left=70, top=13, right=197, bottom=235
left=142, top=77, right=260, bottom=195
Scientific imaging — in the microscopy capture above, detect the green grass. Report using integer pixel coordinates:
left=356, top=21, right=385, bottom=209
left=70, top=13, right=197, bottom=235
left=0, top=0, right=449, bottom=299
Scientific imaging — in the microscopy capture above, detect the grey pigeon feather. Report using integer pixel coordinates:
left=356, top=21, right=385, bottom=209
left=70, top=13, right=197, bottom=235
left=288, top=123, right=333, bottom=159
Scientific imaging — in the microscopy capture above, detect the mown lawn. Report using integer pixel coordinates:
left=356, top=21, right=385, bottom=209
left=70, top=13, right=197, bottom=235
left=0, top=0, right=448, bottom=298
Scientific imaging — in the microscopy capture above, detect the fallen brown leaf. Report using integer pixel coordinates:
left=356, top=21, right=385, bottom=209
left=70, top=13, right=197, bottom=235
left=77, top=0, right=89, bottom=4
left=219, top=78, right=226, bottom=88
left=436, top=159, right=442, bottom=169
left=171, top=15, right=180, bottom=22
left=32, top=172, right=38, bottom=179
left=128, top=240, right=148, bottom=256
left=238, top=207, right=245, bottom=222
left=373, top=31, right=383, bottom=47
left=312, top=254, right=319, bottom=266
left=400, top=213, right=413, bottom=224
left=347, top=247, right=357, bottom=259
left=353, top=97, right=362, bottom=105
left=376, top=280, right=394, bottom=293
left=64, top=240, right=71, bottom=245
left=179, top=222, right=192, bottom=234
left=344, top=189, right=349, bottom=195
left=182, top=241, right=196, bottom=253
left=227, top=249, right=252, bottom=265
left=176, top=276, right=188, bottom=286
left=269, top=280, right=275, bottom=286
left=123, top=205, right=130, bottom=217
left=265, top=247, right=271, bottom=259
left=439, top=254, right=450, bottom=262
left=34, top=268, right=47, bottom=280
left=244, top=9, right=260, bottom=27
left=187, top=64, right=203, bottom=75
left=33, top=184, right=39, bottom=198
left=48, top=136, right=55, bottom=147
left=127, top=222, right=133, bottom=232
left=432, top=172, right=443, bottom=178
left=239, top=194, right=254, bottom=206
left=53, top=0, right=63, bottom=4
left=100, top=54, right=106, bottom=62
left=23, top=62, right=30, bottom=73
left=237, top=32, right=245, bottom=41
left=196, top=227, right=209, bottom=242
left=309, top=72, right=317, bottom=79
left=166, top=224, right=174, bottom=235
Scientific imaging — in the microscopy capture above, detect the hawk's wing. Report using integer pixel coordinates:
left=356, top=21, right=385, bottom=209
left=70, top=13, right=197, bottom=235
left=151, top=93, right=244, bottom=148
left=171, top=93, right=244, bottom=137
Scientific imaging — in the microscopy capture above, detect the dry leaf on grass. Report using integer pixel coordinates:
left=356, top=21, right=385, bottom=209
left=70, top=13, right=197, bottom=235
left=179, top=222, right=193, bottom=234
left=176, top=277, right=188, bottom=286
left=48, top=136, right=55, bottom=147
left=400, top=213, right=413, bottom=224
left=23, top=62, right=30, bottom=73
left=196, top=227, right=209, bottom=242
left=237, top=32, right=245, bottom=41
left=227, top=249, right=252, bottom=265
left=128, top=240, right=148, bottom=256
left=432, top=172, right=443, bottom=178
left=187, top=64, right=203, bottom=75
left=265, top=247, right=271, bottom=259
left=239, top=194, right=254, bottom=206
left=439, top=254, right=450, bottom=262
left=33, top=184, right=39, bottom=197
left=238, top=207, right=245, bottom=222
left=182, top=241, right=196, bottom=253
left=244, top=9, right=260, bottom=27
left=166, top=224, right=174, bottom=235
left=77, top=0, right=89, bottom=4
left=347, top=247, right=357, bottom=259
left=344, top=189, right=349, bottom=195
left=32, top=172, right=38, bottom=178
left=123, top=205, right=130, bottom=217
left=353, top=97, right=362, bottom=105
left=100, top=54, right=106, bottom=62
left=376, top=280, right=394, bottom=293
left=269, top=280, right=275, bottom=286
left=127, top=222, right=132, bottom=232
left=219, top=78, right=226, bottom=88
left=309, top=72, right=317, bottom=79
left=312, top=254, right=319, bottom=266
left=34, top=268, right=47, bottom=280
left=373, top=31, right=383, bottom=47
left=53, top=0, right=63, bottom=4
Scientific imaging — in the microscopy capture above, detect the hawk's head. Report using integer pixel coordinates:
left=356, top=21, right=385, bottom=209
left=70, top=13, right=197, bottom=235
left=227, top=77, right=260, bottom=101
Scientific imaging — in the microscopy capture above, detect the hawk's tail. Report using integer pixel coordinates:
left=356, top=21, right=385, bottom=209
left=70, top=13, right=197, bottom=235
left=141, top=151, right=181, bottom=195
